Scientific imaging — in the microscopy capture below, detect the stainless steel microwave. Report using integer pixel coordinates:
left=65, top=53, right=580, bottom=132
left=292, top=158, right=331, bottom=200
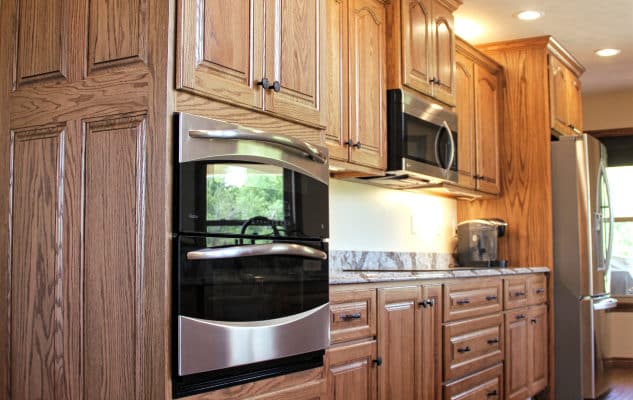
left=386, top=89, right=458, bottom=183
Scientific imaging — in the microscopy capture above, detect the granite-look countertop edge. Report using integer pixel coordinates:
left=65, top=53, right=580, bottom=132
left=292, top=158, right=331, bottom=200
left=329, top=266, right=550, bottom=285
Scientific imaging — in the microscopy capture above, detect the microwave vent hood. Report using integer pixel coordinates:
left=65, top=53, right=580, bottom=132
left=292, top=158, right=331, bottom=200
left=350, top=173, right=488, bottom=200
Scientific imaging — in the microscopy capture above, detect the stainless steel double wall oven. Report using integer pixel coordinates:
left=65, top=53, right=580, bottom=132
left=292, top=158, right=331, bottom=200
left=173, top=113, right=330, bottom=397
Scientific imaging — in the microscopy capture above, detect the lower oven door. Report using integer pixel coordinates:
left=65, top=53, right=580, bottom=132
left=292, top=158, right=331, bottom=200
left=176, top=235, right=330, bottom=377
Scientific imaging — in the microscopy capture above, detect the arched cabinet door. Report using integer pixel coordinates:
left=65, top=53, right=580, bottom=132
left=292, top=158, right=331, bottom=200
left=474, top=64, right=501, bottom=195
left=432, top=0, right=455, bottom=105
left=401, top=0, right=434, bottom=98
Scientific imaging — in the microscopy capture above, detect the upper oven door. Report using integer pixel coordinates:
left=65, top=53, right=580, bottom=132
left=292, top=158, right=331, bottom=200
left=176, top=113, right=329, bottom=239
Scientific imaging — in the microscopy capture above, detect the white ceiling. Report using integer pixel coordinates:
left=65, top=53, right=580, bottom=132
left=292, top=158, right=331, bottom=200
left=454, top=0, right=633, bottom=93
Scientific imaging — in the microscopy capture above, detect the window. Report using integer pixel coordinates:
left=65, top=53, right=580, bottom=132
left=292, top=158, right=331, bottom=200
left=607, top=165, right=633, bottom=296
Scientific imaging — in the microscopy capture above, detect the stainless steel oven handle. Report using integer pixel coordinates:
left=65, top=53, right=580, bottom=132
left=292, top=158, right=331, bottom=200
left=443, top=120, right=456, bottom=173
left=188, top=129, right=327, bottom=164
left=187, top=243, right=327, bottom=261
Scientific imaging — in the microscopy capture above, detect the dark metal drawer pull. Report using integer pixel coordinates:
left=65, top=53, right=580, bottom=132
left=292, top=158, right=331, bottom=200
left=456, top=299, right=471, bottom=305
left=373, top=357, right=382, bottom=366
left=486, top=295, right=497, bottom=301
left=487, top=338, right=499, bottom=345
left=531, top=319, right=538, bottom=324
left=487, top=390, right=498, bottom=397
left=457, top=346, right=471, bottom=353
left=514, top=291, right=526, bottom=297
left=340, top=313, right=362, bottom=321
left=516, top=314, right=526, bottom=320
left=536, top=288, right=545, bottom=294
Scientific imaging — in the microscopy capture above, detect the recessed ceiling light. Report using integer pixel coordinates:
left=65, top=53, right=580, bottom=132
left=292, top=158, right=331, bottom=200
left=594, top=48, right=621, bottom=57
left=514, top=10, right=543, bottom=21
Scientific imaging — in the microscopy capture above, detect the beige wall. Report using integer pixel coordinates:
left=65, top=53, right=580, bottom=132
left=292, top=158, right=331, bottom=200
left=605, top=312, right=633, bottom=358
left=582, top=88, right=633, bottom=130
left=329, top=179, right=457, bottom=253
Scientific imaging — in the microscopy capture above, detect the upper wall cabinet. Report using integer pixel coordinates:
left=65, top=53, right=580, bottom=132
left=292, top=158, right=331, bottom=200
left=325, top=0, right=387, bottom=172
left=386, top=0, right=461, bottom=106
left=455, top=38, right=502, bottom=195
left=549, top=54, right=584, bottom=136
left=177, top=0, right=325, bottom=128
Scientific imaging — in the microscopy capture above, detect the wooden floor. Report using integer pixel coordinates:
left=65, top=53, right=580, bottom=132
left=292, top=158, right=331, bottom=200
left=603, top=367, right=633, bottom=400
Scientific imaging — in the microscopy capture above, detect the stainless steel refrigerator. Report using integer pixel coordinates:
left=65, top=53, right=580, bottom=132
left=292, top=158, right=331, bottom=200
left=552, top=134, right=618, bottom=400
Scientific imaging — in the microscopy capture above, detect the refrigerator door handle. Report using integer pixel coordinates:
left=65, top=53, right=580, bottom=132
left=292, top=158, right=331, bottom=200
left=600, top=163, right=615, bottom=273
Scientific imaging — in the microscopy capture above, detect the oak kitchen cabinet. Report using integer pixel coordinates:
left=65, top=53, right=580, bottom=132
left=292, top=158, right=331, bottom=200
left=325, top=0, right=387, bottom=172
left=377, top=284, right=442, bottom=400
left=385, top=0, right=462, bottom=106
left=177, top=0, right=326, bottom=128
left=549, top=54, right=584, bottom=136
left=503, top=276, right=549, bottom=399
left=455, top=38, right=502, bottom=195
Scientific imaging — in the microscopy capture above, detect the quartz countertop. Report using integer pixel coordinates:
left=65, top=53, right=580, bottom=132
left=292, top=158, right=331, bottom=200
left=329, top=266, right=550, bottom=285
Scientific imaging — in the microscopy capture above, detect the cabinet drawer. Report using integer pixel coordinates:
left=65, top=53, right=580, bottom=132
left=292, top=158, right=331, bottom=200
left=444, top=279, right=502, bottom=322
left=444, top=313, right=504, bottom=381
left=504, top=277, right=529, bottom=310
left=527, top=275, right=548, bottom=305
left=443, top=363, right=503, bottom=400
left=330, top=288, right=376, bottom=344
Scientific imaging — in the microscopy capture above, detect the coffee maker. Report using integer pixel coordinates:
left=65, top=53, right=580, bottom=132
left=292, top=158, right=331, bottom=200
left=456, top=219, right=507, bottom=267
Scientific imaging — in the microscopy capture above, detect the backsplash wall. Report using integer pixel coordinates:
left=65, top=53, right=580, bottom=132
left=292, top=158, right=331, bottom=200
left=328, top=179, right=457, bottom=253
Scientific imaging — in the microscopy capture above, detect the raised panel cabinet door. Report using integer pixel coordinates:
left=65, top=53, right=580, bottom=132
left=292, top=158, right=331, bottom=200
left=568, top=72, right=583, bottom=133
left=348, top=0, right=387, bottom=169
left=177, top=0, right=264, bottom=109
left=474, top=64, right=501, bottom=195
left=327, top=341, right=378, bottom=400
left=401, top=0, right=434, bottom=97
left=264, top=0, right=325, bottom=127
left=324, top=0, right=350, bottom=161
left=418, top=285, right=442, bottom=400
left=505, top=309, right=530, bottom=400
left=455, top=50, right=476, bottom=189
left=549, top=55, right=572, bottom=136
left=528, top=305, right=548, bottom=396
left=378, top=286, right=419, bottom=400
left=431, top=0, right=455, bottom=106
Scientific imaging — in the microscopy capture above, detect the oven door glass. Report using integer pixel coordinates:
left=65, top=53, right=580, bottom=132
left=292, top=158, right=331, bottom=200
left=404, top=114, right=458, bottom=171
left=178, top=162, right=328, bottom=238
left=177, top=235, right=329, bottom=322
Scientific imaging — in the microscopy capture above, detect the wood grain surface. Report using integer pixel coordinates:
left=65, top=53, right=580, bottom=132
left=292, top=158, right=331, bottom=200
left=83, top=115, right=146, bottom=399
left=10, top=126, right=66, bottom=399
left=326, top=341, right=377, bottom=400
left=0, top=0, right=170, bottom=398
left=88, top=0, right=148, bottom=71
left=15, top=0, right=68, bottom=85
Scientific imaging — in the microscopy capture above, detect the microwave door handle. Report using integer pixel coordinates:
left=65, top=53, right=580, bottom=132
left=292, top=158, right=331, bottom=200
left=434, top=125, right=443, bottom=169
left=187, top=243, right=328, bottom=261
left=188, top=129, right=327, bottom=164
left=443, top=120, right=456, bottom=172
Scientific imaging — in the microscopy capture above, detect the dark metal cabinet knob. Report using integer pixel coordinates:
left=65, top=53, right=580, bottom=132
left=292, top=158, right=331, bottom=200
left=271, top=80, right=281, bottom=93
left=257, top=77, right=271, bottom=89
left=516, top=314, right=526, bottom=320
left=373, top=357, right=382, bottom=366
left=418, top=299, right=435, bottom=308
left=531, top=319, right=538, bottom=324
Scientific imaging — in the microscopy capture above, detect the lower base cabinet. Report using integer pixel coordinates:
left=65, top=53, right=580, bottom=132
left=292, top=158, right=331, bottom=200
left=505, top=305, right=549, bottom=399
left=443, top=363, right=502, bottom=400
left=250, top=380, right=326, bottom=400
left=326, top=341, right=378, bottom=400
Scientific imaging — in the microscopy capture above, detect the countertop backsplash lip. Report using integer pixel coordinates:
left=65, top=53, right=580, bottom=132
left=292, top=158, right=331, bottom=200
left=329, top=265, right=551, bottom=285
left=329, top=250, right=455, bottom=272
